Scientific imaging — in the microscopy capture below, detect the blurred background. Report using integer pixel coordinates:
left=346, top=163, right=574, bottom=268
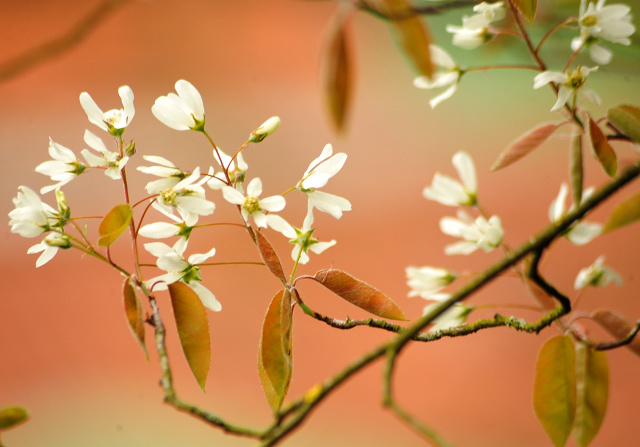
left=1, top=0, right=640, bottom=446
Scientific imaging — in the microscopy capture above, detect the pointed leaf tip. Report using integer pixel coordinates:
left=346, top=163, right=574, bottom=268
left=0, top=406, right=29, bottom=431
left=168, top=282, right=211, bottom=391
left=512, top=0, right=537, bottom=22
left=491, top=122, right=562, bottom=171
left=585, top=113, right=617, bottom=177
left=607, top=104, right=640, bottom=143
left=98, top=204, right=132, bottom=247
left=123, top=277, right=148, bottom=361
left=602, top=191, right=640, bottom=233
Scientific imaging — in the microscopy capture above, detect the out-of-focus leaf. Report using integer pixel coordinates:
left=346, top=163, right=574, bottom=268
left=533, top=335, right=576, bottom=447
left=321, top=5, right=354, bottom=132
left=258, top=289, right=293, bottom=413
left=525, top=277, right=556, bottom=310
left=572, top=343, right=609, bottom=447
left=585, top=113, right=617, bottom=177
left=168, top=282, right=211, bottom=392
left=570, top=127, right=584, bottom=206
left=607, top=104, right=640, bottom=143
left=98, top=204, right=132, bottom=247
left=0, top=406, right=29, bottom=431
left=381, top=0, right=433, bottom=78
left=312, top=269, right=406, bottom=320
left=602, top=191, right=640, bottom=233
left=123, top=277, right=148, bottom=361
left=592, top=309, right=640, bottom=358
left=254, top=230, right=286, bottom=283
left=512, top=0, right=537, bottom=22
left=491, top=123, right=562, bottom=171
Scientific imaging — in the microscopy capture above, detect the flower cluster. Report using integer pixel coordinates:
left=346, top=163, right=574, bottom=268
left=574, top=255, right=623, bottom=289
left=446, top=2, right=506, bottom=49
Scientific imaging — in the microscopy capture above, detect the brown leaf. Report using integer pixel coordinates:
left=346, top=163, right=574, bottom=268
left=0, top=406, right=29, bottom=431
left=602, top=191, right=640, bottom=233
left=313, top=269, right=406, bottom=320
left=511, top=0, right=537, bottom=22
left=607, top=104, right=640, bottom=143
left=258, top=289, right=293, bottom=413
left=592, top=309, right=640, bottom=358
left=168, top=282, right=211, bottom=391
left=585, top=113, right=617, bottom=177
left=98, top=204, right=132, bottom=247
left=123, top=277, right=148, bottom=361
left=254, top=230, right=286, bottom=283
left=491, top=122, right=562, bottom=171
left=569, top=127, right=584, bottom=206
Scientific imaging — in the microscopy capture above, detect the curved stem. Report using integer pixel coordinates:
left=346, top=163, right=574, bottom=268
left=536, top=17, right=578, bottom=54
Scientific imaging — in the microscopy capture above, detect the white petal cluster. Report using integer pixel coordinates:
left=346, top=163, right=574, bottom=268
left=297, top=144, right=351, bottom=219
left=145, top=242, right=221, bottom=311
left=156, top=167, right=215, bottom=226
left=446, top=2, right=505, bottom=49
left=139, top=202, right=191, bottom=254
left=533, top=66, right=600, bottom=112
left=574, top=255, right=623, bottom=289
left=549, top=183, right=602, bottom=245
left=9, top=186, right=57, bottom=238
left=137, top=155, right=188, bottom=194
left=152, top=80, right=205, bottom=131
left=406, top=266, right=456, bottom=298
left=422, top=295, right=472, bottom=332
left=440, top=210, right=504, bottom=255
left=423, top=151, right=477, bottom=206
left=222, top=178, right=285, bottom=228
left=80, top=86, right=135, bottom=134
left=27, top=233, right=68, bottom=267
left=35, top=139, right=86, bottom=194
left=80, top=130, right=128, bottom=180
left=413, top=45, right=461, bottom=109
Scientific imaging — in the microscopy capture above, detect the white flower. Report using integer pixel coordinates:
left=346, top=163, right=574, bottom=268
left=80, top=86, right=135, bottom=134
left=578, top=0, right=635, bottom=44
left=222, top=178, right=285, bottom=228
left=571, top=36, right=613, bottom=64
left=422, top=299, right=472, bottom=332
left=440, top=210, right=504, bottom=255
left=156, top=167, right=215, bottom=226
left=152, top=80, right=205, bottom=131
left=406, top=266, right=457, bottom=298
left=423, top=151, right=477, bottom=206
left=208, top=148, right=248, bottom=191
left=35, top=138, right=86, bottom=194
left=549, top=183, right=602, bottom=245
left=137, top=155, right=188, bottom=194
left=533, top=66, right=600, bottom=112
left=80, top=130, right=128, bottom=180
left=574, top=255, right=623, bottom=289
left=413, top=45, right=462, bottom=108
left=250, top=116, right=281, bottom=142
left=27, top=233, right=70, bottom=267
left=144, top=242, right=221, bottom=311
left=473, top=2, right=506, bottom=21
left=9, top=186, right=57, bottom=238
left=267, top=202, right=337, bottom=264
left=297, top=144, right=351, bottom=219
left=138, top=202, right=191, bottom=254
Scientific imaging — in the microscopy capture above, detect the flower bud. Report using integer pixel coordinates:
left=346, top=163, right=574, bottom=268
left=55, top=188, right=70, bottom=218
left=125, top=141, right=136, bottom=157
left=45, top=234, right=72, bottom=249
left=249, top=116, right=281, bottom=143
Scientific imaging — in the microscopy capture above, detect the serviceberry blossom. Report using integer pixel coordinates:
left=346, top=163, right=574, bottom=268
left=27, top=232, right=70, bottom=268
left=413, top=45, right=462, bottom=108
left=222, top=178, right=285, bottom=228
left=422, top=296, right=472, bottom=332
left=549, top=183, right=602, bottom=245
left=155, top=167, right=215, bottom=226
left=35, top=138, right=86, bottom=194
left=138, top=202, right=192, bottom=254
left=446, top=3, right=504, bottom=49
left=406, top=266, right=457, bottom=299
left=440, top=210, right=504, bottom=255
left=473, top=1, right=506, bottom=21
left=137, top=156, right=188, bottom=194
left=152, top=80, right=205, bottom=131
left=249, top=116, right=281, bottom=143
left=574, top=255, right=623, bottom=289
left=9, top=186, right=57, bottom=238
left=208, top=148, right=248, bottom=192
left=144, top=242, right=221, bottom=311
left=533, top=66, right=600, bottom=112
left=267, top=202, right=336, bottom=264
left=80, top=86, right=135, bottom=135
left=423, top=151, right=477, bottom=206
left=80, top=130, right=128, bottom=180
left=297, top=144, right=351, bottom=219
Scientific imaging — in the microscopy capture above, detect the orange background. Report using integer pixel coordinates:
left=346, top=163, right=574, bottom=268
left=1, top=1, right=640, bottom=446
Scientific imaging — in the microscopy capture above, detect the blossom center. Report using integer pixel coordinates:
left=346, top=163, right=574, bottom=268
left=162, top=189, right=178, bottom=204
left=581, top=15, right=598, bottom=28
left=243, top=196, right=260, bottom=213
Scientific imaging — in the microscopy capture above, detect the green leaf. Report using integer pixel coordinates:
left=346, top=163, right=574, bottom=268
left=533, top=335, right=577, bottom=447
left=168, top=282, right=211, bottom=392
left=0, top=406, right=29, bottom=431
left=569, top=127, right=584, bottom=206
left=312, top=269, right=406, bottom=320
left=258, top=289, right=293, bottom=413
left=602, top=191, right=640, bottom=233
left=254, top=230, right=286, bottom=283
left=491, top=122, right=562, bottom=171
left=607, top=104, right=640, bottom=143
left=512, top=0, right=537, bottom=22
left=572, top=343, right=609, bottom=447
left=591, top=309, right=640, bottom=358
left=98, top=204, right=132, bottom=247
left=585, top=113, right=616, bottom=177
left=123, top=277, right=148, bottom=361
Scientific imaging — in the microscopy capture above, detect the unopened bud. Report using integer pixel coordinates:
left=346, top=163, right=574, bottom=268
left=55, top=188, right=70, bottom=218
left=45, top=235, right=72, bottom=249
left=125, top=141, right=136, bottom=157
left=249, top=116, right=281, bottom=143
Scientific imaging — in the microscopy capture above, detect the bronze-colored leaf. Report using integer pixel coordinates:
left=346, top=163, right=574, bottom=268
left=312, top=269, right=406, bottom=320
left=569, top=127, right=584, bottom=206
left=123, top=277, right=148, bottom=361
left=98, top=204, right=132, bottom=247
left=592, top=309, right=640, bottom=358
left=585, top=113, right=617, bottom=177
left=258, top=289, right=293, bottom=413
left=533, top=335, right=577, bottom=447
left=572, top=343, right=609, bottom=447
left=602, top=191, right=640, bottom=233
left=491, top=122, right=562, bottom=171
left=168, top=282, right=211, bottom=392
left=607, top=104, right=640, bottom=143
left=511, top=0, right=537, bottom=22
left=254, top=230, right=286, bottom=283
left=0, top=406, right=29, bottom=431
